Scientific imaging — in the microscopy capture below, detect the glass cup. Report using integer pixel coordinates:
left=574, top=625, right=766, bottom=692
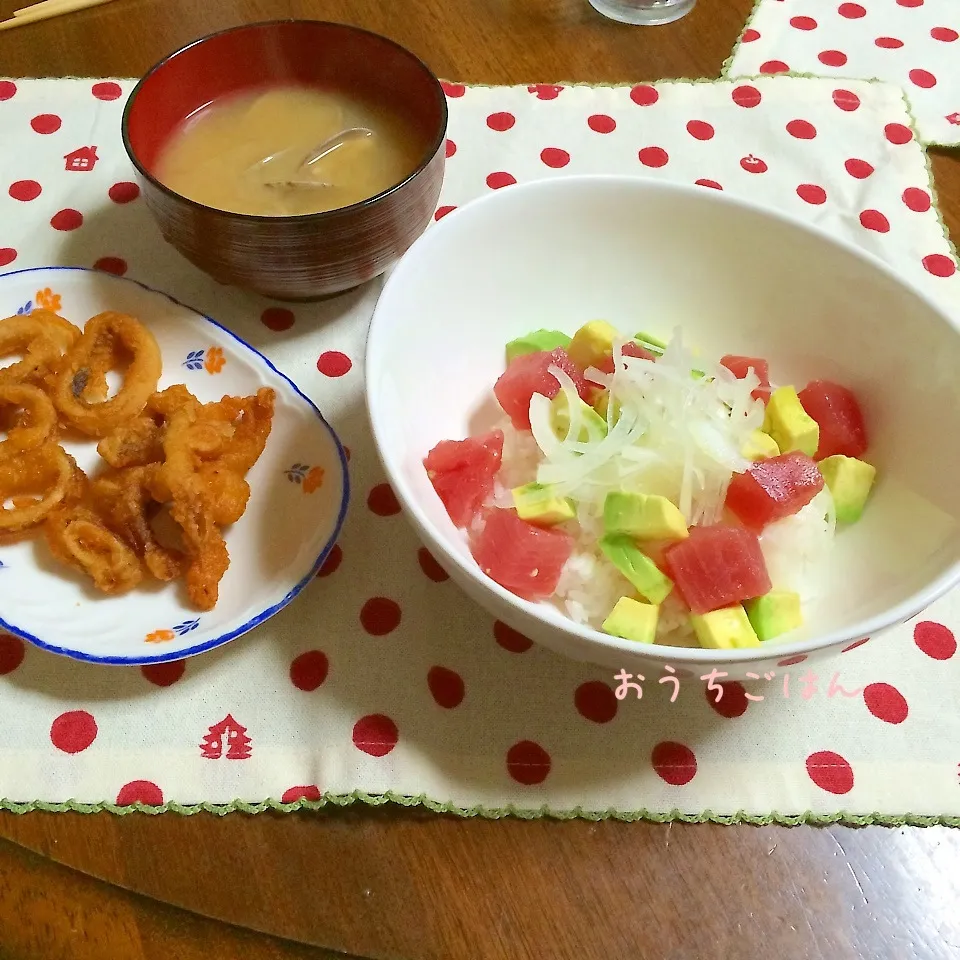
left=587, top=0, right=695, bottom=25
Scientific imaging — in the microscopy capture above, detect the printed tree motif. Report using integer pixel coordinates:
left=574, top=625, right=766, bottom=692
left=199, top=714, right=252, bottom=760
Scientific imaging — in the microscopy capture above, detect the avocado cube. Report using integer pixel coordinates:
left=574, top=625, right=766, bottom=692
left=601, top=597, right=659, bottom=644
left=818, top=455, right=877, bottom=524
left=505, top=329, right=572, bottom=364
left=512, top=482, right=576, bottom=526
left=551, top=390, right=608, bottom=442
left=633, top=331, right=667, bottom=356
left=567, top=320, right=618, bottom=371
left=603, top=491, right=688, bottom=541
left=744, top=590, right=802, bottom=641
left=690, top=605, right=761, bottom=649
left=591, top=389, right=622, bottom=425
left=742, top=429, right=780, bottom=462
left=763, top=386, right=819, bottom=457
left=599, top=534, right=673, bottom=604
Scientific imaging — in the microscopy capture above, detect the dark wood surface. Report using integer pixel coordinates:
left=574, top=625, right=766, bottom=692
left=1, top=1, right=958, bottom=958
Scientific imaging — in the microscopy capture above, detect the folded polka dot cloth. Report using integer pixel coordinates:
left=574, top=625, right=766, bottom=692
left=1, top=77, right=959, bottom=822
left=725, top=0, right=960, bottom=147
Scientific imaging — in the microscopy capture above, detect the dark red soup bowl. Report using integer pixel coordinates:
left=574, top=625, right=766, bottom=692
left=122, top=20, right=448, bottom=301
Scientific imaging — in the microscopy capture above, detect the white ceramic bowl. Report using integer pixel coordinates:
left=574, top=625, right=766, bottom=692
left=366, top=176, right=960, bottom=678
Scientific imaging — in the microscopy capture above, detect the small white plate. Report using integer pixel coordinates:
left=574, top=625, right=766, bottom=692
left=0, top=267, right=349, bottom=666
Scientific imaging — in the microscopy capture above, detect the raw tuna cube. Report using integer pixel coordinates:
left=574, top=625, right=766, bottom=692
left=424, top=430, right=504, bottom=528
left=494, top=348, right=592, bottom=430
left=664, top=524, right=772, bottom=615
left=797, top=380, right=868, bottom=460
left=720, top=354, right=771, bottom=402
left=725, top=451, right=825, bottom=530
left=470, top=508, right=573, bottom=601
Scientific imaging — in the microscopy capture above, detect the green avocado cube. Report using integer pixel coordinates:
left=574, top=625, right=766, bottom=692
left=633, top=331, right=667, bottom=356
left=763, top=386, right=820, bottom=457
left=512, top=482, right=576, bottom=526
left=599, top=534, right=673, bottom=604
left=818, top=455, right=877, bottom=524
left=551, top=390, right=608, bottom=442
left=505, top=329, right=572, bottom=364
left=592, top=390, right=622, bottom=426
left=690, top=605, right=761, bottom=649
left=744, top=591, right=803, bottom=641
left=601, top=597, right=659, bottom=644
left=603, top=492, right=688, bottom=541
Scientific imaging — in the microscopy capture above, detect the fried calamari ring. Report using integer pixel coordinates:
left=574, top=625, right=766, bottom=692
left=0, top=384, right=58, bottom=461
left=0, top=443, right=77, bottom=534
left=0, top=311, right=81, bottom=387
left=51, top=311, right=162, bottom=437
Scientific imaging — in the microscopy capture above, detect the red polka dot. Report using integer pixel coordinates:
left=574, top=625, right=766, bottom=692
left=352, top=714, right=398, bottom=757
left=732, top=85, right=762, bottom=108
left=260, top=307, right=294, bottom=331
left=486, top=112, right=516, bottom=132
left=140, top=660, right=185, bottom=687
left=360, top=597, right=401, bottom=636
left=859, top=209, right=890, bottom=233
left=0, top=81, right=16, bottom=100
left=486, top=172, right=516, bottom=190
left=639, top=146, right=669, bottom=168
left=316, top=350, right=352, bottom=377
left=506, top=740, right=551, bottom=785
left=629, top=84, right=659, bottom=106
left=93, top=256, right=127, bottom=276
left=0, top=634, right=25, bottom=675
left=909, top=69, right=937, bottom=89
left=0, top=248, right=16, bottom=267
left=897, top=0, right=923, bottom=6
left=818, top=50, right=848, bottom=66
left=778, top=655, right=807, bottom=666
left=931, top=27, right=958, bottom=42
left=116, top=781, right=163, bottom=806
left=797, top=183, right=827, bottom=205
left=494, top=620, right=533, bottom=652
left=884, top=123, right=913, bottom=144
left=575, top=680, right=618, bottom=723
left=787, top=119, right=817, bottom=139
left=587, top=114, right=616, bottom=133
left=686, top=120, right=715, bottom=141
left=695, top=179, right=723, bottom=190
left=914, top=621, right=956, bottom=659
left=367, top=482, right=400, bottom=516
left=740, top=155, right=768, bottom=174
left=50, top=710, right=97, bottom=753
left=838, top=3, right=865, bottom=18
left=760, top=60, right=790, bottom=74
left=445, top=138, right=457, bottom=158
left=417, top=547, right=449, bottom=582
left=434, top=205, right=456, bottom=220
left=790, top=15, right=818, bottom=29
left=540, top=147, right=570, bottom=168
left=51, top=208, right=83, bottom=231
left=875, top=36, right=904, bottom=48
left=281, top=785, right=321, bottom=803
left=742, top=28, right=760, bottom=42
left=428, top=665, right=465, bottom=708
left=30, top=113, right=61, bottom=134
left=528, top=84, right=563, bottom=100
left=651, top=741, right=697, bottom=786
left=317, top=543, right=342, bottom=578
left=290, top=650, right=329, bottom=691
left=806, top=751, right=854, bottom=794
left=92, top=81, right=122, bottom=101
left=842, top=637, right=870, bottom=652
left=845, top=158, right=875, bottom=179
left=902, top=187, right=931, bottom=212
left=922, top=254, right=956, bottom=278
left=441, top=82, right=465, bottom=98
left=863, top=683, right=908, bottom=724
left=832, top=89, right=861, bottom=111
left=9, top=180, right=41, bottom=201
left=705, top=680, right=748, bottom=718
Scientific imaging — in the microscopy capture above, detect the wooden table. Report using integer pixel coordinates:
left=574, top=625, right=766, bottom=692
left=1, top=1, right=958, bottom=958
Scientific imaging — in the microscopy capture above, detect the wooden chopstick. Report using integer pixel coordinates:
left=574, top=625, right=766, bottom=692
left=0, top=0, right=119, bottom=30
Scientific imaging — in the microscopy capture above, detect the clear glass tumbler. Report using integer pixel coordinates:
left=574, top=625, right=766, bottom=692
left=587, top=0, right=695, bottom=25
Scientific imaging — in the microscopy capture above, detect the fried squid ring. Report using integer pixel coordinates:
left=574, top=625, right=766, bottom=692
left=0, top=443, right=77, bottom=534
left=0, top=384, right=58, bottom=461
left=0, top=311, right=80, bottom=387
left=52, top=311, right=162, bottom=437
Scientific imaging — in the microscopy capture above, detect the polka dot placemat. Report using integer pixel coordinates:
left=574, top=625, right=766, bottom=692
left=725, top=0, right=960, bottom=147
left=1, top=77, right=959, bottom=822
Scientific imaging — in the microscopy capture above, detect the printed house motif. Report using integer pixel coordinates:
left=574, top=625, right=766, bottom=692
left=64, top=146, right=99, bottom=171
left=199, top=714, right=252, bottom=760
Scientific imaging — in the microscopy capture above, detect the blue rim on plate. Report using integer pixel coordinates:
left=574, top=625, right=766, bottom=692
left=0, top=266, right=351, bottom=666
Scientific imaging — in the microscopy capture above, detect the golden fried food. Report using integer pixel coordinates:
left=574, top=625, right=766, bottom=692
left=0, top=311, right=80, bottom=387
left=0, top=443, right=78, bottom=535
left=0, top=384, right=58, bottom=461
left=51, top=311, right=162, bottom=437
